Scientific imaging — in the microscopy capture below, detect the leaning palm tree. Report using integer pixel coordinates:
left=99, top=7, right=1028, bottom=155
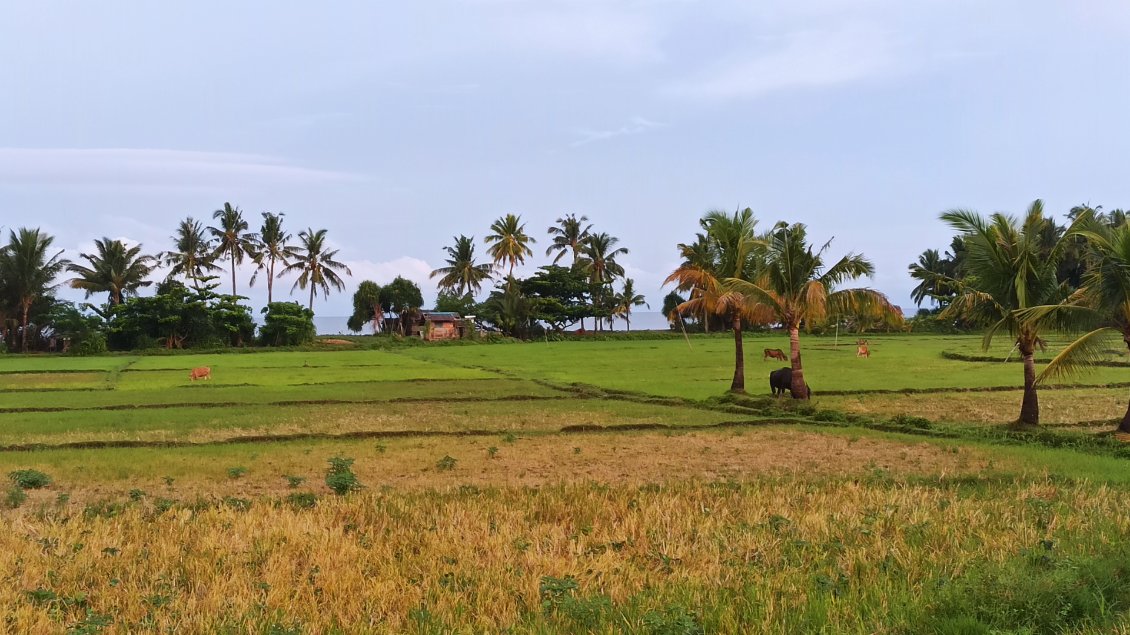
left=0, top=228, right=70, bottom=352
left=485, top=214, right=535, bottom=276
left=1020, top=213, right=1130, bottom=432
left=209, top=202, right=259, bottom=296
left=163, top=217, right=218, bottom=289
left=938, top=200, right=1086, bottom=427
left=430, top=235, right=494, bottom=296
left=614, top=278, right=648, bottom=331
left=726, top=222, right=899, bottom=399
left=66, top=238, right=155, bottom=306
left=250, top=212, right=295, bottom=304
left=282, top=228, right=352, bottom=311
left=666, top=208, right=768, bottom=392
left=545, top=214, right=593, bottom=265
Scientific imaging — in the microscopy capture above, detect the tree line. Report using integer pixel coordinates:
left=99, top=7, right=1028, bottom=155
left=346, top=213, right=648, bottom=338
left=0, top=204, right=350, bottom=352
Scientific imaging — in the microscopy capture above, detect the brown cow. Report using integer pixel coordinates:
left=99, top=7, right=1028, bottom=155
left=763, top=348, right=787, bottom=361
left=188, top=366, right=211, bottom=381
left=856, top=343, right=870, bottom=358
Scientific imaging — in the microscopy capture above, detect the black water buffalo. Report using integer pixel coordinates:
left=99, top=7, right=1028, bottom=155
left=769, top=367, right=811, bottom=398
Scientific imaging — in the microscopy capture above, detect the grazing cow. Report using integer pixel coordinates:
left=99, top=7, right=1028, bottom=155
left=769, top=367, right=811, bottom=398
left=763, top=348, right=787, bottom=362
left=188, top=366, right=211, bottom=381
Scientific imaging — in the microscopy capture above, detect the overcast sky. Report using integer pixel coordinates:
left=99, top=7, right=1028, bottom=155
left=3, top=1, right=1129, bottom=316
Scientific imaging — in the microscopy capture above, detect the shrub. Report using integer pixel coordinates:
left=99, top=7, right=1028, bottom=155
left=325, top=456, right=362, bottom=495
left=4, top=484, right=26, bottom=509
left=436, top=455, right=457, bottom=471
left=9, top=469, right=52, bottom=490
left=260, top=302, right=316, bottom=346
left=227, top=466, right=248, bottom=479
left=284, top=475, right=306, bottom=489
left=642, top=604, right=705, bottom=635
left=286, top=492, right=318, bottom=510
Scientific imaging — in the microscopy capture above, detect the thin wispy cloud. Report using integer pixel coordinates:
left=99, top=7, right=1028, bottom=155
left=0, top=148, right=363, bottom=188
left=667, top=24, right=900, bottom=100
left=570, top=117, right=667, bottom=147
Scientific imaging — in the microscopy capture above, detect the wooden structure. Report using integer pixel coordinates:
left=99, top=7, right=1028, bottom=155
left=411, top=311, right=465, bottom=341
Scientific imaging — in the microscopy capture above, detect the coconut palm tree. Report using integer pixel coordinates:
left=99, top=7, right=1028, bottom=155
left=0, top=228, right=70, bottom=352
left=666, top=208, right=768, bottom=392
left=908, top=248, right=959, bottom=308
left=430, top=235, right=494, bottom=296
left=937, top=200, right=1086, bottom=426
left=545, top=214, right=593, bottom=265
left=282, top=228, right=352, bottom=311
left=250, top=212, right=294, bottom=304
left=209, top=203, right=259, bottom=296
left=578, top=233, right=630, bottom=331
left=163, top=217, right=218, bottom=289
left=66, top=238, right=155, bottom=306
left=1019, top=213, right=1130, bottom=432
left=725, top=221, right=899, bottom=399
left=614, top=278, right=648, bottom=331
left=485, top=214, right=535, bottom=276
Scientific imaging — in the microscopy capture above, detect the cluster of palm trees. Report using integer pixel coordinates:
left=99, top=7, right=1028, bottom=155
left=0, top=205, right=350, bottom=352
left=912, top=201, right=1130, bottom=431
left=429, top=213, right=647, bottom=329
left=666, top=208, right=901, bottom=396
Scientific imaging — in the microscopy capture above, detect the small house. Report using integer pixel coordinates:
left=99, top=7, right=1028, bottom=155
left=413, top=311, right=464, bottom=341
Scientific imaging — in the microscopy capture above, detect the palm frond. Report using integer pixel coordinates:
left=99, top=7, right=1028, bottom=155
left=1036, top=327, right=1117, bottom=385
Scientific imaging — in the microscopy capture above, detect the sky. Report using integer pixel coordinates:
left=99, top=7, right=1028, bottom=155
left=3, top=1, right=1129, bottom=317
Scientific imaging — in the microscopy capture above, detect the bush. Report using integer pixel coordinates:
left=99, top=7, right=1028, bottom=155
left=435, top=455, right=457, bottom=471
left=286, top=492, right=318, bottom=510
left=260, top=302, right=316, bottom=346
left=4, top=484, right=26, bottom=509
left=9, top=469, right=52, bottom=489
left=325, top=456, right=362, bottom=495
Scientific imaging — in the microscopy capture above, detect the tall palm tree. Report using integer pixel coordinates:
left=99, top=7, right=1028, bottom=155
left=726, top=222, right=898, bottom=399
left=430, top=235, right=494, bottom=296
left=209, top=202, right=259, bottom=296
left=938, top=200, right=1085, bottom=427
left=578, top=233, right=630, bottom=331
left=250, top=212, right=294, bottom=304
left=282, top=228, right=352, bottom=311
left=66, top=238, right=155, bottom=305
left=545, top=214, right=593, bottom=265
left=163, top=217, right=218, bottom=289
left=908, top=248, right=958, bottom=308
left=1019, top=212, right=1130, bottom=432
left=485, top=214, right=535, bottom=276
left=614, top=278, right=648, bottom=331
left=0, top=228, right=70, bottom=352
left=666, top=208, right=768, bottom=392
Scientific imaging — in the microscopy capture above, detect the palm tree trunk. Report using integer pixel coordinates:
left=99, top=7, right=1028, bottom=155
left=626, top=314, right=631, bottom=332
left=730, top=315, right=745, bottom=392
left=1018, top=340, right=1039, bottom=427
left=267, top=258, right=274, bottom=304
left=788, top=325, right=808, bottom=399
left=20, top=302, right=30, bottom=353
left=308, top=286, right=315, bottom=311
left=231, top=257, right=237, bottom=296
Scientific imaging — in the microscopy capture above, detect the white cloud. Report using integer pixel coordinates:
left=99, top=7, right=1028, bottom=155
left=570, top=116, right=667, bottom=147
left=0, top=148, right=363, bottom=189
left=667, top=23, right=901, bottom=100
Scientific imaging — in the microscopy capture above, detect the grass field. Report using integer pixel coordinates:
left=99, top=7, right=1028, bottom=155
left=1, top=334, right=1128, bottom=633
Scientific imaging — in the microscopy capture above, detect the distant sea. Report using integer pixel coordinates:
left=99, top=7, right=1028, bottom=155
left=312, top=312, right=674, bottom=336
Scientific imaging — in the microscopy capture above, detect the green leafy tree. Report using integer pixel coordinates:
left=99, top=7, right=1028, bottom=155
left=283, top=228, right=352, bottom=311
left=614, top=278, right=648, bottom=331
left=485, top=214, right=535, bottom=276
left=434, top=291, right=477, bottom=316
left=661, top=291, right=685, bottom=329
left=726, top=222, right=899, bottom=399
left=666, top=209, right=768, bottom=392
left=250, top=212, right=295, bottom=304
left=347, top=280, right=383, bottom=334
left=209, top=203, right=259, bottom=296
left=163, top=217, right=218, bottom=289
left=0, top=228, right=70, bottom=352
left=259, top=302, right=316, bottom=346
left=937, top=200, right=1085, bottom=426
left=481, top=278, right=533, bottom=338
left=430, top=235, right=493, bottom=296
left=66, top=238, right=155, bottom=306
left=545, top=214, right=593, bottom=265
left=380, top=276, right=424, bottom=334
left=107, top=280, right=219, bottom=350
left=43, top=302, right=107, bottom=355
left=520, top=265, right=591, bottom=332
